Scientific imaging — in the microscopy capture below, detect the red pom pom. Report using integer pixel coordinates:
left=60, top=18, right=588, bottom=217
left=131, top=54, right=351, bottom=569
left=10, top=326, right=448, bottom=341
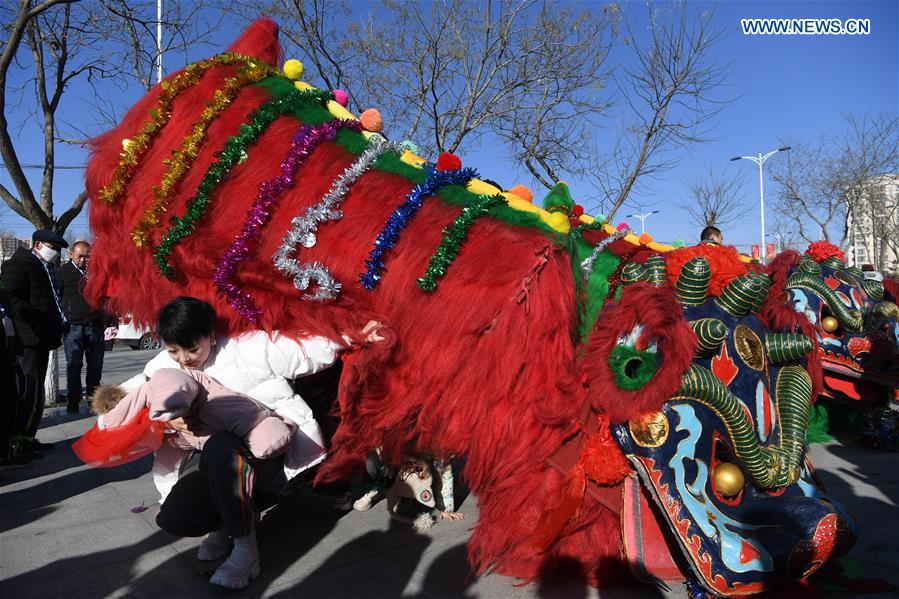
left=436, top=152, right=462, bottom=171
left=806, top=241, right=846, bottom=263
left=616, top=222, right=629, bottom=231
left=572, top=204, right=584, bottom=217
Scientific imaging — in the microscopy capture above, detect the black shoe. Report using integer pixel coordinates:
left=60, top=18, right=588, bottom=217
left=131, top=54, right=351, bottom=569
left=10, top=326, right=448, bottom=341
left=12, top=444, right=43, bottom=460
left=31, top=439, right=55, bottom=451
left=0, top=455, right=32, bottom=470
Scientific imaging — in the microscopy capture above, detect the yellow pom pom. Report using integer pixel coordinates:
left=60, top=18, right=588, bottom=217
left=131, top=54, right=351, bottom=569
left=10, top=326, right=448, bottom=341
left=283, top=59, right=304, bottom=81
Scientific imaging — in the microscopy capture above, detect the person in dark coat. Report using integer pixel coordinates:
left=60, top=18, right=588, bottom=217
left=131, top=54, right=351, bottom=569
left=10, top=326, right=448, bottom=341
left=58, top=241, right=110, bottom=414
left=0, top=229, right=68, bottom=456
left=0, top=280, right=28, bottom=468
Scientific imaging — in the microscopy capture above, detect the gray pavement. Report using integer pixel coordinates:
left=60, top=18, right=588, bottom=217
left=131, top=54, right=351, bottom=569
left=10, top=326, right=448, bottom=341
left=1, top=350, right=898, bottom=598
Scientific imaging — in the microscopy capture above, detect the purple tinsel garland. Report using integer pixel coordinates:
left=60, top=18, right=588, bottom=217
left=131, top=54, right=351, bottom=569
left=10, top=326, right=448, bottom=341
left=213, top=118, right=362, bottom=322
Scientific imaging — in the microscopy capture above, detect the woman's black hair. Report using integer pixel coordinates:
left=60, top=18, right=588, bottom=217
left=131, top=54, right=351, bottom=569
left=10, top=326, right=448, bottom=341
left=156, top=296, right=217, bottom=347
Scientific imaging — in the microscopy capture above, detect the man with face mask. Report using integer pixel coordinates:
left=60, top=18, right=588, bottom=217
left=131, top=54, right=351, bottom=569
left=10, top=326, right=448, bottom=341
left=58, top=241, right=111, bottom=414
left=0, top=229, right=69, bottom=457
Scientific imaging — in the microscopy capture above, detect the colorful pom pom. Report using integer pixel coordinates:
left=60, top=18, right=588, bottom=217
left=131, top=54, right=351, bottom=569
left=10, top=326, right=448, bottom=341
left=806, top=240, right=846, bottom=263
left=436, top=152, right=462, bottom=172
left=508, top=184, right=533, bottom=202
left=333, top=88, right=348, bottom=107
left=401, top=140, right=420, bottom=154
left=639, top=232, right=653, bottom=245
left=360, top=108, right=383, bottom=132
left=572, top=204, right=584, bottom=217
left=616, top=222, right=629, bottom=231
left=283, top=59, right=304, bottom=80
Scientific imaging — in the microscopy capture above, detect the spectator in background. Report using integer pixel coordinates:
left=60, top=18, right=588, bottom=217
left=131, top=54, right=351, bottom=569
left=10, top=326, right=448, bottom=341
left=700, top=225, right=723, bottom=245
left=0, top=280, right=28, bottom=469
left=0, top=229, right=68, bottom=457
left=58, top=241, right=110, bottom=414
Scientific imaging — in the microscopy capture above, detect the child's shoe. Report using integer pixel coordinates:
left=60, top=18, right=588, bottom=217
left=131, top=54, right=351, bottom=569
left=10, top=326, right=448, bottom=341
left=353, top=488, right=384, bottom=511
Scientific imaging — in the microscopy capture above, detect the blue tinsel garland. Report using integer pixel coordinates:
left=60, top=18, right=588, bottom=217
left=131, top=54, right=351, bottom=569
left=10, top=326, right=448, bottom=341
left=359, top=165, right=478, bottom=290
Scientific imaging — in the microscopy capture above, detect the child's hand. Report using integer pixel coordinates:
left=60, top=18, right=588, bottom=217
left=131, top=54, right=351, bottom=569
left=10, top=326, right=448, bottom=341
left=362, top=320, right=386, bottom=343
left=166, top=414, right=204, bottom=435
left=439, top=511, right=464, bottom=521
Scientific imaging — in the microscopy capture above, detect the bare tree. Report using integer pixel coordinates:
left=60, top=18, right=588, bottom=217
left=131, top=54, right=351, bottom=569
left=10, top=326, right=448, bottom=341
left=677, top=165, right=745, bottom=229
left=593, top=2, right=731, bottom=220
left=233, top=0, right=618, bottom=190
left=770, top=113, right=899, bottom=248
left=1, top=0, right=222, bottom=235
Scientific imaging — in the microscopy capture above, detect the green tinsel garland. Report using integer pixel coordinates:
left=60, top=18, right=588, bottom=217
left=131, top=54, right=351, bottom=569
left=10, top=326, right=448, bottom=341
left=153, top=88, right=333, bottom=279
left=417, top=193, right=508, bottom=293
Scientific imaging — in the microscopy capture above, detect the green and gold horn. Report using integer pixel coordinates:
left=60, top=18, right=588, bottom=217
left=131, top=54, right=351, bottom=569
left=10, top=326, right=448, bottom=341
left=750, top=273, right=771, bottom=314
left=863, top=279, right=884, bottom=301
left=675, top=257, right=711, bottom=305
left=846, top=265, right=863, bottom=277
left=672, top=364, right=812, bottom=488
left=766, top=333, right=814, bottom=364
left=798, top=256, right=822, bottom=275
left=875, top=301, right=899, bottom=320
left=785, top=272, right=864, bottom=331
left=621, top=262, right=648, bottom=286
left=644, top=255, right=667, bottom=287
left=715, top=274, right=762, bottom=317
left=823, top=256, right=846, bottom=269
left=690, top=318, right=727, bottom=354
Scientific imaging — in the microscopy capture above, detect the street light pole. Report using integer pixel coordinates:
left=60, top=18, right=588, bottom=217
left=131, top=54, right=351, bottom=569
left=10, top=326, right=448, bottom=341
left=731, top=146, right=790, bottom=263
left=625, top=210, right=660, bottom=235
left=156, top=0, right=163, bottom=84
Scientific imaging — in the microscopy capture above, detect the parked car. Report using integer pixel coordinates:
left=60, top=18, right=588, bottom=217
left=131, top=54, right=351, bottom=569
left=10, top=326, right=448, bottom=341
left=114, top=315, right=161, bottom=350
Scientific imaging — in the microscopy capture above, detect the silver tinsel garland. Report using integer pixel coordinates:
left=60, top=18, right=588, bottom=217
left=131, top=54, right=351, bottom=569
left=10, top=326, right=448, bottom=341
left=580, top=226, right=630, bottom=280
left=273, top=136, right=404, bottom=301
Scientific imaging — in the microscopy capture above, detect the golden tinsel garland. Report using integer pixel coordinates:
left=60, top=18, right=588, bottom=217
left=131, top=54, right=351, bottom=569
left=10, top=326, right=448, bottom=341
left=98, top=53, right=271, bottom=206
left=131, top=61, right=277, bottom=248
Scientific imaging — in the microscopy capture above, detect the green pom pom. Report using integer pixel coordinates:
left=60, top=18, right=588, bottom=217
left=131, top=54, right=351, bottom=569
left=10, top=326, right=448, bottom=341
left=608, top=344, right=658, bottom=391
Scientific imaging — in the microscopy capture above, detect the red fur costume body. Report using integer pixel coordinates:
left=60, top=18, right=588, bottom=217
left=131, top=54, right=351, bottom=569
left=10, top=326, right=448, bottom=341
left=83, top=20, right=668, bottom=585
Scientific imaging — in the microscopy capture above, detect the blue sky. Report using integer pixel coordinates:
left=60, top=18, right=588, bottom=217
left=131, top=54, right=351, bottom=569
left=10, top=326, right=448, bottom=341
left=2, top=0, right=896, bottom=252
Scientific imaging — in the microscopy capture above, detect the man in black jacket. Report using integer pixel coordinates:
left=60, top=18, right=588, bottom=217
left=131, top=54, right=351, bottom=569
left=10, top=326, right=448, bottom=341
left=0, top=229, right=68, bottom=456
left=0, top=281, right=28, bottom=468
left=58, top=240, right=108, bottom=414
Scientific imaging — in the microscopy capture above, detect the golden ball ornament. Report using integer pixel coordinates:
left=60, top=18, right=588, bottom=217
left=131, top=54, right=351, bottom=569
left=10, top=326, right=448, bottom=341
left=821, top=316, right=840, bottom=333
left=713, top=463, right=745, bottom=498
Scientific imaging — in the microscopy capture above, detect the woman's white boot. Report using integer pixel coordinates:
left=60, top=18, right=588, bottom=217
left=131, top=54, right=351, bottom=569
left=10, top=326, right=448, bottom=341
left=197, top=528, right=230, bottom=561
left=209, top=530, right=260, bottom=589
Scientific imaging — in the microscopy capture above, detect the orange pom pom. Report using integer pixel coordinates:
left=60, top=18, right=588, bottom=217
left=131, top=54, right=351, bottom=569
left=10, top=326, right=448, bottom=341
left=639, top=232, right=653, bottom=245
left=360, top=108, right=383, bottom=132
left=508, top=184, right=533, bottom=202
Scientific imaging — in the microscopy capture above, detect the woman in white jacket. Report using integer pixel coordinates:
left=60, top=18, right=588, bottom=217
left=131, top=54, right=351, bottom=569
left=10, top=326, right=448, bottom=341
left=122, top=297, right=343, bottom=590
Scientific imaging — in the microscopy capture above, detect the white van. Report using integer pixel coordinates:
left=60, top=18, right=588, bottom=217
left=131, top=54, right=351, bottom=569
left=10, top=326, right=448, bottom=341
left=114, top=315, right=161, bottom=350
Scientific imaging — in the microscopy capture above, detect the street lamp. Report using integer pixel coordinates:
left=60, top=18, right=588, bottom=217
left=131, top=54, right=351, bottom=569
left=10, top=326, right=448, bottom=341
left=730, top=146, right=790, bottom=263
left=626, top=209, right=660, bottom=235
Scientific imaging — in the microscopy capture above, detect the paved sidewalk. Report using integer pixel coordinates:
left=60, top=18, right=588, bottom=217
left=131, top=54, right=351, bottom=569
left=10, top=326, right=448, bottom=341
left=3, top=413, right=898, bottom=598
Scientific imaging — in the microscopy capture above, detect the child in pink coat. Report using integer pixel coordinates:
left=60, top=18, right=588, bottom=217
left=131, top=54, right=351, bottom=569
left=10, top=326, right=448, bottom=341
left=74, top=368, right=295, bottom=468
